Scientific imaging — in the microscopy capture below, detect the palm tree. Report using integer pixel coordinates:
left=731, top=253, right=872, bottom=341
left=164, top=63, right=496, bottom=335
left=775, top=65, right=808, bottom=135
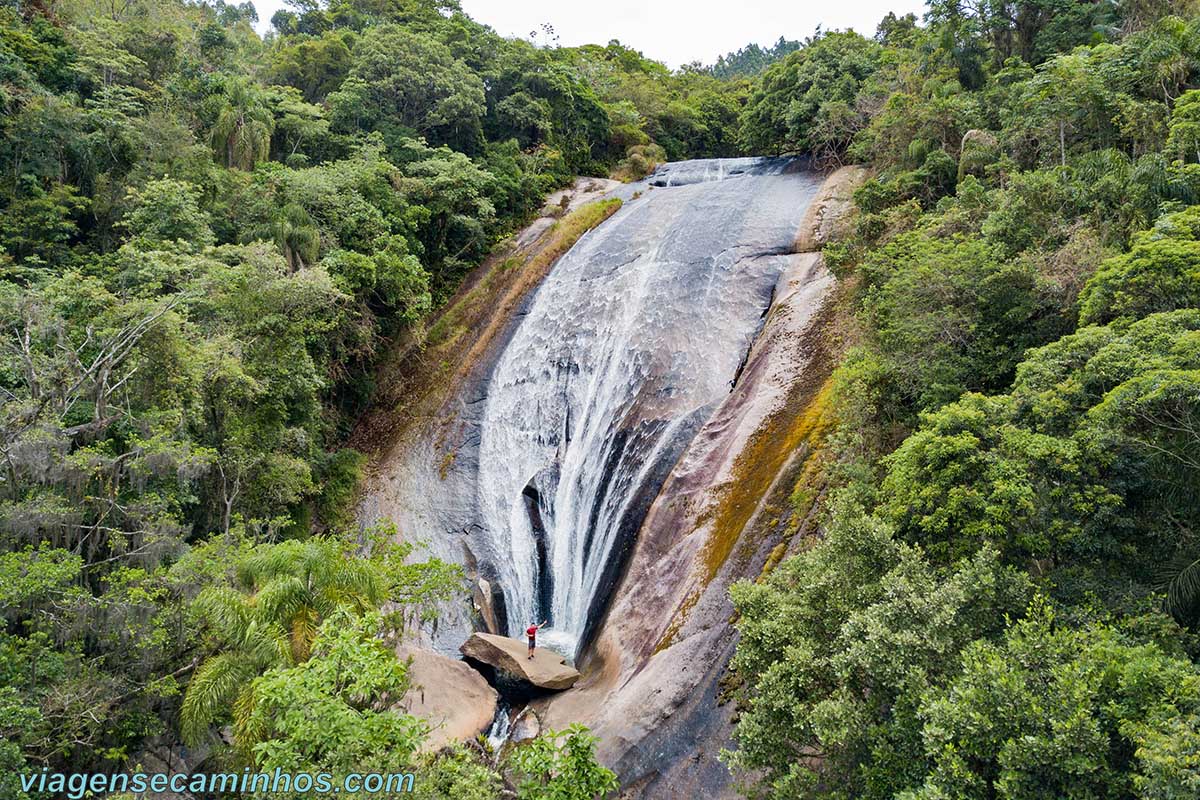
left=210, top=78, right=275, bottom=170
left=274, top=203, right=321, bottom=272
left=180, top=538, right=386, bottom=747
left=179, top=586, right=291, bottom=747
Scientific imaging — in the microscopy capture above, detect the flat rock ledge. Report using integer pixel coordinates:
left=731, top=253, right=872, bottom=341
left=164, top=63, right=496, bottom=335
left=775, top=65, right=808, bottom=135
left=461, top=632, right=581, bottom=691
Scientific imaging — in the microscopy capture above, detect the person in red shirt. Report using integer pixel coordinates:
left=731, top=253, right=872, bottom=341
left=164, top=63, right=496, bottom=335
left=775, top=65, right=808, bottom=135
left=527, top=620, right=547, bottom=659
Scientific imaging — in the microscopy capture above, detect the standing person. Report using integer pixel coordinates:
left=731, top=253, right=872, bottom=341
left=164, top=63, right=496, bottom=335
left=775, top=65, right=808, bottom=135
left=527, top=620, right=547, bottom=659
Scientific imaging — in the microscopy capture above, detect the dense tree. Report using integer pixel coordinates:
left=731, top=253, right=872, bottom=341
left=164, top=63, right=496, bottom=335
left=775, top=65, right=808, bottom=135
left=739, top=31, right=881, bottom=158
left=709, top=37, right=802, bottom=79
left=1168, top=89, right=1200, bottom=163
left=507, top=725, right=620, bottom=800
left=181, top=537, right=381, bottom=748
left=727, top=502, right=1033, bottom=798
left=859, top=231, right=1065, bottom=411
left=0, top=179, right=88, bottom=266
left=911, top=602, right=1200, bottom=799
left=1080, top=205, right=1200, bottom=324
left=122, top=178, right=214, bottom=248
left=729, top=4, right=1200, bottom=799
left=329, top=23, right=486, bottom=152
left=268, top=30, right=356, bottom=103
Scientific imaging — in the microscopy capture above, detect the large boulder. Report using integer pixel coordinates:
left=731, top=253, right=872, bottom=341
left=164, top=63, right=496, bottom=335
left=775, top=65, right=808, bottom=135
left=396, top=645, right=498, bottom=751
left=460, top=632, right=581, bottom=691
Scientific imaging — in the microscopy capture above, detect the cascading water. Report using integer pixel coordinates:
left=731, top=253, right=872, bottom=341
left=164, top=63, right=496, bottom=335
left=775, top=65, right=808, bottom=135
left=474, top=158, right=822, bottom=656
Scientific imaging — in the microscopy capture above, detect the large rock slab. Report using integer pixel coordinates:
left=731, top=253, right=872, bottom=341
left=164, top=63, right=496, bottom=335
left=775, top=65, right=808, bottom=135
left=460, top=633, right=580, bottom=691
left=396, top=645, right=497, bottom=751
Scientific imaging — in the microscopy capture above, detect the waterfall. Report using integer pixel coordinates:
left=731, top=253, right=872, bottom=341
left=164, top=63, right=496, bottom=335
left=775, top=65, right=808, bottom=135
left=474, top=158, right=821, bottom=656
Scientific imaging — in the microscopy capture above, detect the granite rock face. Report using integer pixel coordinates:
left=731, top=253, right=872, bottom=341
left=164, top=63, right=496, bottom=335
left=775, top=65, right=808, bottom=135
left=537, top=165, right=866, bottom=798
left=460, top=632, right=581, bottom=691
left=358, top=161, right=865, bottom=796
left=395, top=644, right=498, bottom=751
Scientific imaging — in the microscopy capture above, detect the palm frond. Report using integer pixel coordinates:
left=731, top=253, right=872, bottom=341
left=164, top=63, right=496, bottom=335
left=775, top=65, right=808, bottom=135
left=255, top=575, right=309, bottom=627
left=1162, top=552, right=1200, bottom=623
left=232, top=679, right=267, bottom=760
left=242, top=618, right=294, bottom=667
left=290, top=606, right=320, bottom=662
left=181, top=653, right=257, bottom=746
left=194, top=586, right=252, bottom=644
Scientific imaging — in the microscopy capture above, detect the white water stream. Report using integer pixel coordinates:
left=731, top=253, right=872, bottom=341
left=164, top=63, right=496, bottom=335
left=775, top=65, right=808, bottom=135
left=473, top=158, right=821, bottom=655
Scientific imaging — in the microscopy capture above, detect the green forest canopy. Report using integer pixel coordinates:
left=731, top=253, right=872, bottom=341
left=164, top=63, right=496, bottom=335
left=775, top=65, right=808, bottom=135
left=2, top=0, right=1200, bottom=798
left=728, top=1, right=1200, bottom=798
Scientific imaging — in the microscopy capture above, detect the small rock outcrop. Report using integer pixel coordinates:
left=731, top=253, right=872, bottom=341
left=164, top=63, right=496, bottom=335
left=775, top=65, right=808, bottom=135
left=460, top=633, right=581, bottom=691
left=510, top=707, right=542, bottom=743
left=794, top=164, right=868, bottom=252
left=472, top=577, right=503, bottom=634
left=129, top=737, right=212, bottom=800
left=396, top=645, right=498, bottom=751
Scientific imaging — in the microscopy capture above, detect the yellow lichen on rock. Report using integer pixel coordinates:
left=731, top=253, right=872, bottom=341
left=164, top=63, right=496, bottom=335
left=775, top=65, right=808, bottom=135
left=699, top=372, right=837, bottom=585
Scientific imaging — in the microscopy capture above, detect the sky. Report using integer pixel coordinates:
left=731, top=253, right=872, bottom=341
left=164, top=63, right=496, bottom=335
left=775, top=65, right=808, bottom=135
left=250, top=0, right=927, bottom=68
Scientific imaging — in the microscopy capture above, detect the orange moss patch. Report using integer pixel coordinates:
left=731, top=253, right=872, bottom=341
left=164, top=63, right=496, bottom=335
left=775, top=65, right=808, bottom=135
left=761, top=540, right=789, bottom=576
left=452, top=198, right=622, bottom=390
left=697, top=375, right=837, bottom=587
left=350, top=198, right=621, bottom=455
